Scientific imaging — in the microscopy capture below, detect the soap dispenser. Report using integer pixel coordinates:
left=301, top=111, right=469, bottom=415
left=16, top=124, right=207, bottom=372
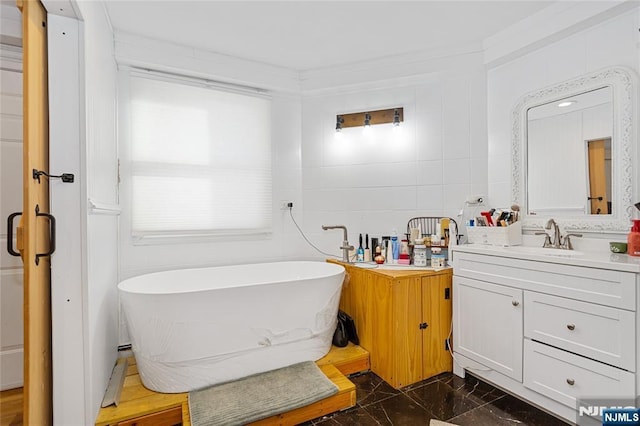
left=628, top=220, right=640, bottom=257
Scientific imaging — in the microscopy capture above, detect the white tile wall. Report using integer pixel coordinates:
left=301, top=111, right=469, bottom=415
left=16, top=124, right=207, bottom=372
left=301, top=67, right=488, bottom=251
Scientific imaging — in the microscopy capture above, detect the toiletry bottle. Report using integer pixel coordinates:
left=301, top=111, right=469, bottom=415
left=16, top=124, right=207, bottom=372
left=386, top=239, right=393, bottom=263
left=449, top=222, right=458, bottom=247
left=374, top=244, right=385, bottom=264
left=357, top=234, right=364, bottom=262
left=628, top=220, right=640, bottom=257
left=391, top=230, right=399, bottom=263
left=364, top=234, right=371, bottom=262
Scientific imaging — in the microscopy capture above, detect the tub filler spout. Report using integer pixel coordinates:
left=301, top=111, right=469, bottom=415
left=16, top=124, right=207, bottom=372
left=322, top=225, right=353, bottom=263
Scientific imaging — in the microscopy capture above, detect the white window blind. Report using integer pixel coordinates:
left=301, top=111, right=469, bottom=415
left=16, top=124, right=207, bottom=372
left=128, top=74, right=272, bottom=238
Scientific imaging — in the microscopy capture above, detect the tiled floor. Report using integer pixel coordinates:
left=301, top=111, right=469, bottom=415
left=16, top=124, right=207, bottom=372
left=307, top=371, right=570, bottom=425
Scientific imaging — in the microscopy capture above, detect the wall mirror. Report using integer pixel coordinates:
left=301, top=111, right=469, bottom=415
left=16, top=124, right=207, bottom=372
left=512, top=67, right=636, bottom=233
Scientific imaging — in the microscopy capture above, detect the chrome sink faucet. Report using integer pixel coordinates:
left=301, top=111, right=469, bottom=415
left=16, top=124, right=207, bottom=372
left=535, top=218, right=582, bottom=249
left=322, top=225, right=353, bottom=263
left=545, top=218, right=562, bottom=248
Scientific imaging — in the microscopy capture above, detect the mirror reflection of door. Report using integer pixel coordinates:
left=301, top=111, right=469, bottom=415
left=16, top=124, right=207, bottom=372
left=586, top=138, right=611, bottom=214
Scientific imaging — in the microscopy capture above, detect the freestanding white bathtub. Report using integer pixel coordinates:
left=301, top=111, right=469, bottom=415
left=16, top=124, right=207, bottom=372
left=118, top=261, right=345, bottom=393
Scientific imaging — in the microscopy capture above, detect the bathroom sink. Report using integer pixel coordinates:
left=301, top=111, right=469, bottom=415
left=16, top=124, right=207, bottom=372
left=508, top=246, right=584, bottom=257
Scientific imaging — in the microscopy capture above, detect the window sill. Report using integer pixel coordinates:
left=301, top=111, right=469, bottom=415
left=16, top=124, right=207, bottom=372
left=131, top=229, right=273, bottom=246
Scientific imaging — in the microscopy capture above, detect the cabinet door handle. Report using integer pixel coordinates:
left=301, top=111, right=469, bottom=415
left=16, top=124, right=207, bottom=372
left=566, top=378, right=575, bottom=386
left=512, top=300, right=519, bottom=306
left=567, top=324, right=576, bottom=331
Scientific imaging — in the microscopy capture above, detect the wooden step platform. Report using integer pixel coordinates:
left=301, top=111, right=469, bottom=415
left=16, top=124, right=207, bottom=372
left=95, top=344, right=369, bottom=426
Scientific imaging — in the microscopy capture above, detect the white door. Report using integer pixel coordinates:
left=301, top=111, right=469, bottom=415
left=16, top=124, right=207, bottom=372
left=454, top=276, right=523, bottom=381
left=0, top=53, right=24, bottom=390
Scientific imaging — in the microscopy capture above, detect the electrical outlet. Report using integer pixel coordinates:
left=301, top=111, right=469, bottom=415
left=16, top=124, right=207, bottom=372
left=281, top=201, right=293, bottom=210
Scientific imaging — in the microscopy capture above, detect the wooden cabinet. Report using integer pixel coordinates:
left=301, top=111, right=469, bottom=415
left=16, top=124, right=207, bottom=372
left=334, top=261, right=452, bottom=388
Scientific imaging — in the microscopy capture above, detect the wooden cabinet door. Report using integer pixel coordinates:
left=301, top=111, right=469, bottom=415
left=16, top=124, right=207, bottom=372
left=454, top=276, right=523, bottom=381
left=352, top=267, right=374, bottom=352
left=421, top=272, right=453, bottom=379
left=390, top=277, right=422, bottom=387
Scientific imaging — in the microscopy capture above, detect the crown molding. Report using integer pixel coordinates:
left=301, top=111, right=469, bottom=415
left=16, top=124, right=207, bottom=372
left=300, top=41, right=484, bottom=95
left=483, top=0, right=637, bottom=67
left=114, top=31, right=301, bottom=95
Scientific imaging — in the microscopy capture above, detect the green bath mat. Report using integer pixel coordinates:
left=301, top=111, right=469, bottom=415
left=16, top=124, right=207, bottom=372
left=188, top=361, right=339, bottom=425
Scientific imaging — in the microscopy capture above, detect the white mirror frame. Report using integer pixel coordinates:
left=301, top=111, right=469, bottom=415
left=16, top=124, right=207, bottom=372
left=512, top=67, right=636, bottom=234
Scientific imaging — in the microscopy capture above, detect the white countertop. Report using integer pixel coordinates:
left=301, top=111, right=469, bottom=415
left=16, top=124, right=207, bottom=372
left=451, top=243, right=640, bottom=273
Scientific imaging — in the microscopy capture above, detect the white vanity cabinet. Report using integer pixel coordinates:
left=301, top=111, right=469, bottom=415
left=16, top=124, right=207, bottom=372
left=454, top=277, right=523, bottom=381
left=452, top=246, right=640, bottom=424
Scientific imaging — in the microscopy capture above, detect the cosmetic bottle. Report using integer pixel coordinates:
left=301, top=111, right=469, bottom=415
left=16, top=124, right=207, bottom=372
left=391, top=230, right=399, bottom=263
left=628, top=220, right=640, bottom=257
left=364, top=234, right=371, bottom=262
left=374, top=244, right=385, bottom=264
left=386, top=239, right=393, bottom=263
left=449, top=222, right=458, bottom=247
left=357, top=234, right=364, bottom=262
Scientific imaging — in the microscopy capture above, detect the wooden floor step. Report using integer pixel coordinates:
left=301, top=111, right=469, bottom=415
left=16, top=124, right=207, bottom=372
left=316, top=343, right=370, bottom=376
left=248, top=364, right=355, bottom=426
left=94, top=345, right=370, bottom=426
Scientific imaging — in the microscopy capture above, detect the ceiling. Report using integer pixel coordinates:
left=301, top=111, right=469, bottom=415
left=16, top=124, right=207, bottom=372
left=104, top=1, right=557, bottom=71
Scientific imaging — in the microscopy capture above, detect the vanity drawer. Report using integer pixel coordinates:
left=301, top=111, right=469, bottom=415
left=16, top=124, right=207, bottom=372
left=524, top=340, right=635, bottom=409
left=454, top=252, right=637, bottom=310
left=524, top=292, right=635, bottom=371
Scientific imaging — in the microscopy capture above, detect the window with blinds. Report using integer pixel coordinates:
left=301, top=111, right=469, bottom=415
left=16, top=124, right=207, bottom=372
left=126, top=73, right=272, bottom=238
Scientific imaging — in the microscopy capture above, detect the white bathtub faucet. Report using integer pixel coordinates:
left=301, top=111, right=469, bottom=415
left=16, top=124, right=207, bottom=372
left=321, top=225, right=353, bottom=263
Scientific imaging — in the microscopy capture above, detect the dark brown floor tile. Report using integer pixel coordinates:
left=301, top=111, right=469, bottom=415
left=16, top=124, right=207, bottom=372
left=349, top=372, right=401, bottom=406
left=484, top=395, right=566, bottom=426
left=312, top=406, right=380, bottom=425
left=400, top=373, right=444, bottom=392
left=448, top=405, right=519, bottom=426
left=438, top=373, right=506, bottom=405
left=406, top=379, right=481, bottom=421
left=363, top=394, right=433, bottom=425
left=458, top=394, right=570, bottom=426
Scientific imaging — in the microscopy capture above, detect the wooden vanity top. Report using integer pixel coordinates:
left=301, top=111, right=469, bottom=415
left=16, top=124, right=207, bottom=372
left=328, top=259, right=452, bottom=278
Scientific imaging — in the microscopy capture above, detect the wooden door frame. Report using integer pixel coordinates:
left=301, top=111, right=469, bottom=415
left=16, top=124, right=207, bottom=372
left=584, top=138, right=611, bottom=215
left=18, top=0, right=52, bottom=424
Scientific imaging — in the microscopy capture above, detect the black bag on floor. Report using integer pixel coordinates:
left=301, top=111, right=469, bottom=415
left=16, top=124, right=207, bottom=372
left=332, top=310, right=359, bottom=347
left=332, top=314, right=348, bottom=347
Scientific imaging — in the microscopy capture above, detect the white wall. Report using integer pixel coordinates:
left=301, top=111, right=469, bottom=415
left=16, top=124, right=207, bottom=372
left=301, top=59, right=488, bottom=255
left=487, top=7, right=640, bottom=217
left=74, top=1, right=120, bottom=423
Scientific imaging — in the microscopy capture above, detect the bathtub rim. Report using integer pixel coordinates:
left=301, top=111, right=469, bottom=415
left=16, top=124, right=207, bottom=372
left=117, top=260, right=345, bottom=295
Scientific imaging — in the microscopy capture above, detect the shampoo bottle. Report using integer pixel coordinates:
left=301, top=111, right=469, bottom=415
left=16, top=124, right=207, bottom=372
left=391, top=230, right=399, bottom=263
left=628, top=220, right=640, bottom=257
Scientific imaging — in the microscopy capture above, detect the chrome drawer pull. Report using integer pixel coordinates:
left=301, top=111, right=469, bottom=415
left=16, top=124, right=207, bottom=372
left=512, top=300, right=519, bottom=306
left=567, top=324, right=576, bottom=331
left=566, top=378, right=575, bottom=386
